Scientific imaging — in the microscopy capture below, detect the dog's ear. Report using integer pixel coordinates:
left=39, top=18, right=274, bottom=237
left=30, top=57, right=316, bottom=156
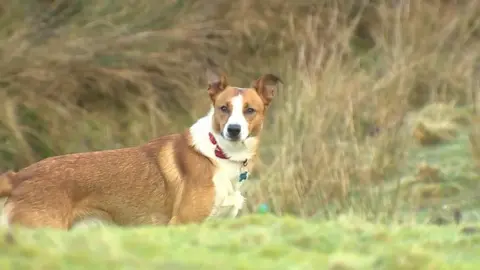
left=206, top=69, right=228, bottom=101
left=252, top=74, right=283, bottom=106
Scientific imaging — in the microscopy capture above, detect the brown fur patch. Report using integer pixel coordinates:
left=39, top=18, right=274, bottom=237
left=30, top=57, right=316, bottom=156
left=242, top=88, right=267, bottom=136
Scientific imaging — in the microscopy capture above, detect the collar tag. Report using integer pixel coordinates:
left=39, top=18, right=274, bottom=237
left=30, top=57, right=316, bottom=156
left=239, top=171, right=249, bottom=182
left=239, top=159, right=249, bottom=182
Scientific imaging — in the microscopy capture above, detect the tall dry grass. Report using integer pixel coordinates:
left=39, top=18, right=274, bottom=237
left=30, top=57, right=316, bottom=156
left=0, top=0, right=479, bottom=218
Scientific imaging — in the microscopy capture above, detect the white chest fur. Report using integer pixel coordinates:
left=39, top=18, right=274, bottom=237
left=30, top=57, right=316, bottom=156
left=207, top=160, right=246, bottom=218
left=189, top=108, right=256, bottom=219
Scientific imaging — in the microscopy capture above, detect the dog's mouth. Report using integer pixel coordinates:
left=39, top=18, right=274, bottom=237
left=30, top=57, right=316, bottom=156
left=223, top=134, right=242, bottom=142
left=222, top=134, right=253, bottom=145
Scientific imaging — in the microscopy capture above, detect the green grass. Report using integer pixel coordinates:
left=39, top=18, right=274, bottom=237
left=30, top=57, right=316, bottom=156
left=1, top=215, right=480, bottom=270
left=398, top=130, right=480, bottom=222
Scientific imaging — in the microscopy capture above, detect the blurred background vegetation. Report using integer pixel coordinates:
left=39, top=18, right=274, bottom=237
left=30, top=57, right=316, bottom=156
left=0, top=0, right=479, bottom=223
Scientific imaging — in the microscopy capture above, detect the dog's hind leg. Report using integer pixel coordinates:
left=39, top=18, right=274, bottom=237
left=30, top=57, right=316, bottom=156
left=0, top=198, right=9, bottom=227
left=4, top=197, right=73, bottom=230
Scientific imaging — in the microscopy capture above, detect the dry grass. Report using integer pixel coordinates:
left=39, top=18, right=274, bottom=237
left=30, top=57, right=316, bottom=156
left=471, top=115, right=480, bottom=172
left=0, top=0, right=479, bottom=219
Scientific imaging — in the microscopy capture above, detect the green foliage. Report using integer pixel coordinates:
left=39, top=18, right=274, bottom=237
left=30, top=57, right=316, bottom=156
left=1, top=215, right=480, bottom=269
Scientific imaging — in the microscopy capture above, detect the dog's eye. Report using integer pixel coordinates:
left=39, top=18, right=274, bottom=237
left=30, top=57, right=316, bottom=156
left=245, top=107, right=256, bottom=114
left=220, top=106, right=229, bottom=113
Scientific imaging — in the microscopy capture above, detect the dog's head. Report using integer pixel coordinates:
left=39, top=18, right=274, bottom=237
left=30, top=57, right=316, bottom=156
left=207, top=71, right=282, bottom=142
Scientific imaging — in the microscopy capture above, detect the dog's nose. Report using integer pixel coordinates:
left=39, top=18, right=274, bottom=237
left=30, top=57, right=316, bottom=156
left=226, top=124, right=241, bottom=138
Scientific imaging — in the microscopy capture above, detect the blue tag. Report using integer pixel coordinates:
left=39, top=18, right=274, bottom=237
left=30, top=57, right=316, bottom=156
left=239, top=171, right=248, bottom=182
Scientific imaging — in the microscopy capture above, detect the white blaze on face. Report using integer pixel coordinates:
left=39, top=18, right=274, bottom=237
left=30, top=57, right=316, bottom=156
left=223, top=94, right=249, bottom=141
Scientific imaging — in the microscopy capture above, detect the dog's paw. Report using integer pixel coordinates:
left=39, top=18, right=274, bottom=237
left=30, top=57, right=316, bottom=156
left=234, top=191, right=245, bottom=209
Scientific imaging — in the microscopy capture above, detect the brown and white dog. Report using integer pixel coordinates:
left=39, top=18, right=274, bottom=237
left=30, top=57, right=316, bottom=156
left=0, top=71, right=281, bottom=230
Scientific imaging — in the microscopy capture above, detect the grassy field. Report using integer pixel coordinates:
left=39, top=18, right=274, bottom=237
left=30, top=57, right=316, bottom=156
left=1, top=215, right=480, bottom=270
left=1, top=0, right=480, bottom=269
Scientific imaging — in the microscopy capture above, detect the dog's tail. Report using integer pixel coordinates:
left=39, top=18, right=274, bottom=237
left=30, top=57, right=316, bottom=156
left=0, top=171, right=15, bottom=197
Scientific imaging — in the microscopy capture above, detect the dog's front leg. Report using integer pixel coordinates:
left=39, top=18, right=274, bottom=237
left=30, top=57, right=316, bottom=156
left=221, top=191, right=245, bottom=218
left=168, top=216, right=179, bottom=225
left=168, top=184, right=215, bottom=225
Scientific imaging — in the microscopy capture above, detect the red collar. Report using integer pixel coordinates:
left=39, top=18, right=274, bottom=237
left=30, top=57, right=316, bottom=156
left=208, top=133, right=249, bottom=168
left=208, top=132, right=229, bottom=159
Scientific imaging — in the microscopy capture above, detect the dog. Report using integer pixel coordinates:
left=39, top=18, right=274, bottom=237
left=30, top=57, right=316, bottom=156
left=0, top=71, right=282, bottom=230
